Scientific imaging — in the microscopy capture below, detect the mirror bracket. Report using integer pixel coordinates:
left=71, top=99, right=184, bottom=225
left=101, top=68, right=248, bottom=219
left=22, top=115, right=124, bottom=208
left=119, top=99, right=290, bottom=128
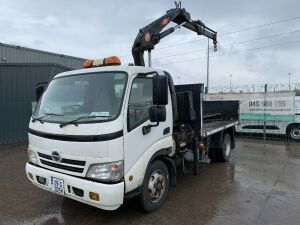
left=142, top=122, right=159, bottom=135
left=35, top=82, right=48, bottom=101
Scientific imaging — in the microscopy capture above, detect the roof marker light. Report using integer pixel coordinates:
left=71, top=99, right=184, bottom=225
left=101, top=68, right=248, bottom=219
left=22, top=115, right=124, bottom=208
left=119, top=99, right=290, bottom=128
left=104, top=56, right=121, bottom=65
left=83, top=56, right=121, bottom=68
left=83, top=59, right=93, bottom=68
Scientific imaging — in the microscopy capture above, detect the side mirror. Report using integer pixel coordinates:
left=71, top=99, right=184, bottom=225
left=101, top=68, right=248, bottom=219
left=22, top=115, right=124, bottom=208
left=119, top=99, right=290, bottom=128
left=149, top=105, right=166, bottom=123
left=153, top=75, right=168, bottom=105
left=36, top=82, right=48, bottom=101
left=143, top=75, right=168, bottom=135
left=143, top=105, right=166, bottom=135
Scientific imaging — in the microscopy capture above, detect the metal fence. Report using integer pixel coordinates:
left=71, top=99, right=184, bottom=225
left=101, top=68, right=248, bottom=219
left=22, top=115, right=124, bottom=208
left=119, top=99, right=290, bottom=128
left=0, top=63, right=72, bottom=144
left=209, top=83, right=300, bottom=94
left=205, top=85, right=300, bottom=143
left=236, top=120, right=300, bottom=143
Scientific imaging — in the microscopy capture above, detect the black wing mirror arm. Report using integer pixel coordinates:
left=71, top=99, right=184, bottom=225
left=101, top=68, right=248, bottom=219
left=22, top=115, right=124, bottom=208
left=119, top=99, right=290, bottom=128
left=142, top=122, right=159, bottom=135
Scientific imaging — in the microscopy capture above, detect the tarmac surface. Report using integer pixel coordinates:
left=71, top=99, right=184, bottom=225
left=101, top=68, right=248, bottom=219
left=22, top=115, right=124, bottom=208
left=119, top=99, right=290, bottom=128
left=1, top=138, right=300, bottom=225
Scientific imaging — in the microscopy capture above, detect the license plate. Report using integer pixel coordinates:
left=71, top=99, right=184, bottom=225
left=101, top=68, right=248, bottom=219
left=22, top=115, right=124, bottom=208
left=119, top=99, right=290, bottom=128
left=51, top=177, right=65, bottom=195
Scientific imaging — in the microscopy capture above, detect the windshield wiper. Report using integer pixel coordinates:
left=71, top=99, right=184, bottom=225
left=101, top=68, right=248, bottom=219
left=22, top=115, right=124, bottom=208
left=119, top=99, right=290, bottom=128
left=59, top=115, right=110, bottom=128
left=32, top=113, right=64, bottom=123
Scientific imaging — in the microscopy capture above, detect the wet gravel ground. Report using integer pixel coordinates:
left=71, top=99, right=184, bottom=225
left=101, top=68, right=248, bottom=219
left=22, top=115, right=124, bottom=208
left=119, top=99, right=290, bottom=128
left=1, top=138, right=300, bottom=225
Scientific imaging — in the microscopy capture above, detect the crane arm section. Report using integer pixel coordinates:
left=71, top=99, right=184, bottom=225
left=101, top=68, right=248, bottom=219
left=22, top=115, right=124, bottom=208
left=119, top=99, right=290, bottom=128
left=132, top=5, right=217, bottom=66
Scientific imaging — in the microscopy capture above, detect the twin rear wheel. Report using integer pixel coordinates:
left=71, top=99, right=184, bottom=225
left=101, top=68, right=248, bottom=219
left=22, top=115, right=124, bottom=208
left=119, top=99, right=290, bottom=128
left=209, top=133, right=232, bottom=162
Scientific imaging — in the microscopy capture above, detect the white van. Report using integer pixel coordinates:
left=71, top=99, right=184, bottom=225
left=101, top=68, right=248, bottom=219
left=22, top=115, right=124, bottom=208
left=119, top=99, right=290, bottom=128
left=205, top=91, right=300, bottom=140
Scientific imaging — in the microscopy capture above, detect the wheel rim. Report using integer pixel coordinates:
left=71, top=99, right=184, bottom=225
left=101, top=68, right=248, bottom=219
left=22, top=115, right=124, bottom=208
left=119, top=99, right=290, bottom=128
left=291, top=128, right=300, bottom=140
left=225, top=136, right=231, bottom=157
left=148, top=169, right=166, bottom=203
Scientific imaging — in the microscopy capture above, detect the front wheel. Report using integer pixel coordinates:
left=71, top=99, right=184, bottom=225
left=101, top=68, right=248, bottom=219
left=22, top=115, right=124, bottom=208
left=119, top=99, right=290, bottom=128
left=140, top=160, right=169, bottom=212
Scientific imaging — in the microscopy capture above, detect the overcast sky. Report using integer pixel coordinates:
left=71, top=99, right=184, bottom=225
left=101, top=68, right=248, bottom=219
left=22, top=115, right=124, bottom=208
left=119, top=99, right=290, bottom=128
left=0, top=0, right=299, bottom=89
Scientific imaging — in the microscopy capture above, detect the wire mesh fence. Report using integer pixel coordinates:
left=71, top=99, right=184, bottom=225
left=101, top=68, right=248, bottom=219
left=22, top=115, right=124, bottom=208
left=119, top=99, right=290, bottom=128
left=209, top=82, right=300, bottom=94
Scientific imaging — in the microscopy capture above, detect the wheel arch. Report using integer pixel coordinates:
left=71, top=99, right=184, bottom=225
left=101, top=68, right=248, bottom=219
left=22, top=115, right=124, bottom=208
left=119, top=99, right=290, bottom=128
left=286, top=123, right=300, bottom=134
left=209, top=126, right=235, bottom=150
left=146, top=148, right=177, bottom=187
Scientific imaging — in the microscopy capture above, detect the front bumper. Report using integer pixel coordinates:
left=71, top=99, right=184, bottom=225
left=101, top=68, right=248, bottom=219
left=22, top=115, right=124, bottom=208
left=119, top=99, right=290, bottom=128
left=25, top=163, right=124, bottom=210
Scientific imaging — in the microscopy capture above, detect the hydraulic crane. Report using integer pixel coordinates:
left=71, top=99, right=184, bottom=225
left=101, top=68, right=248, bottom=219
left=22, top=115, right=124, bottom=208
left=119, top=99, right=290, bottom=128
left=132, top=2, right=218, bottom=67
left=25, top=2, right=240, bottom=213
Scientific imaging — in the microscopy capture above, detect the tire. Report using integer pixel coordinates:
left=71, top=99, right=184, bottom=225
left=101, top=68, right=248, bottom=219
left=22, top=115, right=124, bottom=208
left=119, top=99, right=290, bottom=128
left=288, top=126, right=300, bottom=140
left=140, top=160, right=169, bottom=213
left=210, top=133, right=232, bottom=162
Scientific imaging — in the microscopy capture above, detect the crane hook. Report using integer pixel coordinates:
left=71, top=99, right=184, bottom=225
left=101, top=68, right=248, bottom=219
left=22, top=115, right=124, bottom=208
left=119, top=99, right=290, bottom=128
left=213, top=40, right=218, bottom=52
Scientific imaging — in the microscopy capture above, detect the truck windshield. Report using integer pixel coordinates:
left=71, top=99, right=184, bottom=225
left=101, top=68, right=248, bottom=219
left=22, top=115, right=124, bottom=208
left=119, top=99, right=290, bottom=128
left=33, top=72, right=127, bottom=124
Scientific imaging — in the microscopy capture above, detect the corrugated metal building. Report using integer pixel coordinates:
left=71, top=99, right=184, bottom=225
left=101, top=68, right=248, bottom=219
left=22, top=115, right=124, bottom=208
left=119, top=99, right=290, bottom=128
left=0, top=63, right=72, bottom=144
left=0, top=43, right=85, bottom=144
left=0, top=42, right=84, bottom=69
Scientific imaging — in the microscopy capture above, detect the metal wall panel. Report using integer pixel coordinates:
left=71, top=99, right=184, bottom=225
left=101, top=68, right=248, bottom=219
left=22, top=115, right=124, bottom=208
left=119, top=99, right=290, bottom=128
left=0, top=63, right=71, bottom=144
left=0, top=43, right=84, bottom=69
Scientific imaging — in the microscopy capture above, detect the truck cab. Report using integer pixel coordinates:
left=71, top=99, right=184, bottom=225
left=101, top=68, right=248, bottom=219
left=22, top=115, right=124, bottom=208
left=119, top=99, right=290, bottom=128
left=26, top=62, right=174, bottom=210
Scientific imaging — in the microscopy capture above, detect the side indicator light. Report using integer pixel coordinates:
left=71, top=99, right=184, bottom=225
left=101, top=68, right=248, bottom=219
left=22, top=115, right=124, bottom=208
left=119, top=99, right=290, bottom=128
left=89, top=192, right=100, bottom=201
left=129, top=175, right=133, bottom=181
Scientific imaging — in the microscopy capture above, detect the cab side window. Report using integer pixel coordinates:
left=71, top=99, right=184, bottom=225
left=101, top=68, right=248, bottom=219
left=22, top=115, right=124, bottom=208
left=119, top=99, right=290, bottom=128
left=128, top=78, right=153, bottom=131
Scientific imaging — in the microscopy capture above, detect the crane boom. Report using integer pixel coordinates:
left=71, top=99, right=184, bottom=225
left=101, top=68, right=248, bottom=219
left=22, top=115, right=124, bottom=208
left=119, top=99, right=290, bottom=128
left=132, top=4, right=217, bottom=66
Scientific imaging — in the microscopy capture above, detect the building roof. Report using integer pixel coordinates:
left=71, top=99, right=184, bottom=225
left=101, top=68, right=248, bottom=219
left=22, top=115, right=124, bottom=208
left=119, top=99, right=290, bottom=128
left=0, top=42, right=84, bottom=69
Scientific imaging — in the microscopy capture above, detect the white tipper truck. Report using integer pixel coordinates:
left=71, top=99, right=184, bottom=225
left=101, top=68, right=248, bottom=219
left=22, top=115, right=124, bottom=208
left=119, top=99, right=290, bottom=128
left=25, top=5, right=239, bottom=212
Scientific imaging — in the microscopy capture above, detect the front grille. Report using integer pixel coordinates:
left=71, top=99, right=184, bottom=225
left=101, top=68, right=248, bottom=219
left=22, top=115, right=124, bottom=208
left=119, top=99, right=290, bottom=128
left=40, top=159, right=84, bottom=173
left=38, top=152, right=85, bottom=173
left=38, top=152, right=86, bottom=166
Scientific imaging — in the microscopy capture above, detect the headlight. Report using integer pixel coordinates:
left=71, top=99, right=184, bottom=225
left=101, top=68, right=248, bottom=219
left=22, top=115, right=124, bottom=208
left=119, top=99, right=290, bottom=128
left=86, top=161, right=123, bottom=182
left=28, top=149, right=38, bottom=164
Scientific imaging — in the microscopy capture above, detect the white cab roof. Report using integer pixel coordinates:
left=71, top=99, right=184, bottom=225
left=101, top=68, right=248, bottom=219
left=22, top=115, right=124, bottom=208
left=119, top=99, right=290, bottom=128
left=53, top=65, right=166, bottom=79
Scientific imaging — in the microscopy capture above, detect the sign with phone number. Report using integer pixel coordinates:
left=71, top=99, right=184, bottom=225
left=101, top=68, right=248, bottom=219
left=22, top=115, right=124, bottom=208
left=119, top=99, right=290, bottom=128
left=241, top=96, right=295, bottom=121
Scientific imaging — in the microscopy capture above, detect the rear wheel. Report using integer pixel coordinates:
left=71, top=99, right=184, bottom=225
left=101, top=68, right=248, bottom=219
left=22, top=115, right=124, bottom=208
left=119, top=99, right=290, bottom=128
left=289, top=126, right=300, bottom=140
left=140, top=160, right=169, bottom=212
left=210, top=133, right=232, bottom=162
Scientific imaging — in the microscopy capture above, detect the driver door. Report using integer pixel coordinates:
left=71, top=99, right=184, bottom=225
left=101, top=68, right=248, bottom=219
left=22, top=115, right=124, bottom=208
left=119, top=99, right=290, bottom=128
left=123, top=75, right=172, bottom=174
